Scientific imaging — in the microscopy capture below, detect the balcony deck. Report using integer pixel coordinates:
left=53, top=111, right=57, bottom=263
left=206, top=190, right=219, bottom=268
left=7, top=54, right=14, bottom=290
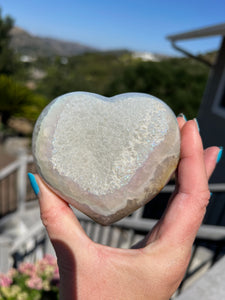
left=0, top=154, right=225, bottom=299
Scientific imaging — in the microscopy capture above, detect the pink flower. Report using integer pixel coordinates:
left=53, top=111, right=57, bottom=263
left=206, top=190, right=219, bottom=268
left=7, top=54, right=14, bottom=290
left=43, top=254, right=57, bottom=266
left=53, top=267, right=60, bottom=280
left=36, top=254, right=59, bottom=280
left=18, top=262, right=36, bottom=277
left=0, top=273, right=12, bottom=287
left=26, top=275, right=43, bottom=290
left=7, top=268, right=17, bottom=279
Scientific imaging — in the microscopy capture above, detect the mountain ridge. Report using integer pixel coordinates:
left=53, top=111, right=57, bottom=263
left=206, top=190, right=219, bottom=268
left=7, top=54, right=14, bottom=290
left=9, top=26, right=98, bottom=57
left=9, top=27, right=165, bottom=61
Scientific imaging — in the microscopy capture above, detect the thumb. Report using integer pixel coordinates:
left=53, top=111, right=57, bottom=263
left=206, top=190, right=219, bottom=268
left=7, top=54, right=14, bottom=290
left=28, top=173, right=88, bottom=247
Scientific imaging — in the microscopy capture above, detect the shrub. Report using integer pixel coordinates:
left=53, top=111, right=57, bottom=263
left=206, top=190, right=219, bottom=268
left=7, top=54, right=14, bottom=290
left=0, top=75, right=47, bottom=126
left=0, top=255, right=59, bottom=300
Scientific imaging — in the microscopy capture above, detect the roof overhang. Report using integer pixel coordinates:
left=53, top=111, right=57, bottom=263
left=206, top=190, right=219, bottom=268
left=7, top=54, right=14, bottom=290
left=167, top=23, right=225, bottom=67
left=167, top=23, right=225, bottom=42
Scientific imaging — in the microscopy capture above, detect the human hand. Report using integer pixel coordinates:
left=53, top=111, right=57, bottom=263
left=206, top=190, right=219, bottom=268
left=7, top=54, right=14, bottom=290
left=29, top=117, right=221, bottom=300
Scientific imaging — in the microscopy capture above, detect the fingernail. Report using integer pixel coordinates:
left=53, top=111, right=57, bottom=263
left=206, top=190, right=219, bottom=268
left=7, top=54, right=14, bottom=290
left=210, top=192, right=213, bottom=197
left=28, top=173, right=40, bottom=196
left=178, top=113, right=187, bottom=122
left=193, top=118, right=200, bottom=132
left=216, top=147, right=223, bottom=164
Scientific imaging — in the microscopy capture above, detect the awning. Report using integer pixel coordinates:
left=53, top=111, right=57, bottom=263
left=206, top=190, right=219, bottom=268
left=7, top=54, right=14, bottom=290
left=167, top=23, right=225, bottom=42
left=166, top=23, right=225, bottom=66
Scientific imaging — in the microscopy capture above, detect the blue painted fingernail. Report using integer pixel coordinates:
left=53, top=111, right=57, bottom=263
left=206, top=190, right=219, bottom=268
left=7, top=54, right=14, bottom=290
left=178, top=113, right=187, bottom=122
left=193, top=118, right=200, bottom=132
left=216, top=147, right=223, bottom=164
left=210, top=192, right=213, bottom=197
left=28, top=173, right=40, bottom=196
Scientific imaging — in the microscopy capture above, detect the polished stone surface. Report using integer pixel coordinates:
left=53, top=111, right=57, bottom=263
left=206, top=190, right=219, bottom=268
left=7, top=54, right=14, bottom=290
left=32, top=92, right=180, bottom=225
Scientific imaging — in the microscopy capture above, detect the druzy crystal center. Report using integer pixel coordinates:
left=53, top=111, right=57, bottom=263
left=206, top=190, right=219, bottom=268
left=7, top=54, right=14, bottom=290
left=50, top=94, right=168, bottom=195
left=33, top=92, right=180, bottom=225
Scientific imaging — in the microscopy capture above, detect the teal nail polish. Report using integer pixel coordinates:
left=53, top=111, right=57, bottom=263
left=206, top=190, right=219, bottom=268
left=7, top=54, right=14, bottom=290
left=217, top=147, right=223, bottom=164
left=193, top=118, right=200, bottom=132
left=178, top=113, right=187, bottom=122
left=210, top=192, right=213, bottom=197
left=28, top=173, right=40, bottom=196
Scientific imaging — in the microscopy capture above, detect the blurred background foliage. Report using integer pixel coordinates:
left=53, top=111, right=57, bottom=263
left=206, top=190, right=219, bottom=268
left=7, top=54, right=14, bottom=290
left=36, top=53, right=209, bottom=119
left=0, top=74, right=47, bottom=125
left=0, top=9, right=210, bottom=137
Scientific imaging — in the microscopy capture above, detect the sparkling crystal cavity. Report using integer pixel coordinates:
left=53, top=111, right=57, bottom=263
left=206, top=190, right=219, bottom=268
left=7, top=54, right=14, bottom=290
left=32, top=92, right=180, bottom=225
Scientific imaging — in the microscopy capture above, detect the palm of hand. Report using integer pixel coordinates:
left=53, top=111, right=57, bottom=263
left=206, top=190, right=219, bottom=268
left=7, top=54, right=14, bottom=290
left=36, top=118, right=219, bottom=300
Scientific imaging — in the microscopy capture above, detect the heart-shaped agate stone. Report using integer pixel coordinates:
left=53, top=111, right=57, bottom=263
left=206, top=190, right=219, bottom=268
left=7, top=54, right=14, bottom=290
left=32, top=92, right=180, bottom=225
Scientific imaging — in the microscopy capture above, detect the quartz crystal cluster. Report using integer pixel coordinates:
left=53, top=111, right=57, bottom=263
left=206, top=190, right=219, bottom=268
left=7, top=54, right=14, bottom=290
left=32, top=92, right=180, bottom=225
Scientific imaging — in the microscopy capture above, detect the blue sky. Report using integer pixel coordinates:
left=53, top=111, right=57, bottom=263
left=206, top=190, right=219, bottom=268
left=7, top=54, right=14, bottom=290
left=1, top=0, right=225, bottom=55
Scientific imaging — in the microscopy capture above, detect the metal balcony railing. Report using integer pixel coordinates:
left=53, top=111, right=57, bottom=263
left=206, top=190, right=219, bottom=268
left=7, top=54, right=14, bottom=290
left=0, top=154, right=225, bottom=298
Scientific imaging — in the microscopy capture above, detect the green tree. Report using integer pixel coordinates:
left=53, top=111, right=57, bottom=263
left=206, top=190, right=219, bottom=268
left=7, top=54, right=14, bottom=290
left=0, top=9, right=18, bottom=75
left=37, top=52, right=131, bottom=99
left=106, top=57, right=209, bottom=118
left=0, top=75, right=47, bottom=126
left=36, top=52, right=209, bottom=119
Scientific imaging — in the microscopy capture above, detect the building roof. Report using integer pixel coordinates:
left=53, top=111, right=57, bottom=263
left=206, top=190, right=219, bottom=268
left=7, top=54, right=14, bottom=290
left=167, top=23, right=225, bottom=42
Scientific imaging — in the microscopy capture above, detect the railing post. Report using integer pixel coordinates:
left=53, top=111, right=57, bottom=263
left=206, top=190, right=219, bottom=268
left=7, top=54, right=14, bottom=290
left=17, top=152, right=28, bottom=213
left=0, top=236, right=12, bottom=273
